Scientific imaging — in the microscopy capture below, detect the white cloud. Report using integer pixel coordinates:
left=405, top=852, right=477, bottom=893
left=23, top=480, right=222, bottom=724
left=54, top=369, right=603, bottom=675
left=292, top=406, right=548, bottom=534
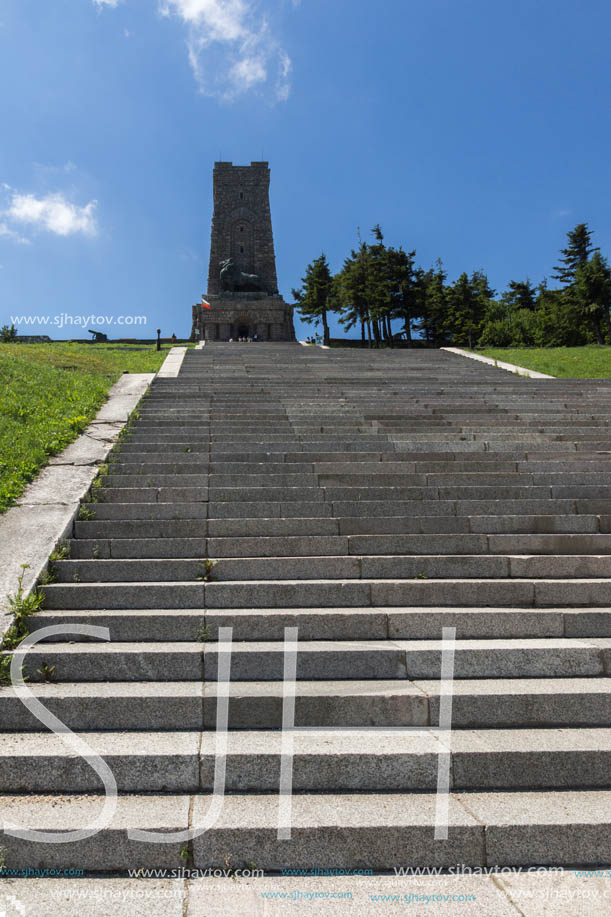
left=230, top=55, right=267, bottom=90
left=161, top=0, right=250, bottom=41
left=0, top=223, right=30, bottom=245
left=4, top=192, right=98, bottom=238
left=160, top=0, right=292, bottom=101
left=93, top=0, right=293, bottom=101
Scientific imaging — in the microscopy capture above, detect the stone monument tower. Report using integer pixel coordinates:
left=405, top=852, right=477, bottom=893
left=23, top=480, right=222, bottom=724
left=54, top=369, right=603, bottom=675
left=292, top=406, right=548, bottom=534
left=191, top=162, right=295, bottom=342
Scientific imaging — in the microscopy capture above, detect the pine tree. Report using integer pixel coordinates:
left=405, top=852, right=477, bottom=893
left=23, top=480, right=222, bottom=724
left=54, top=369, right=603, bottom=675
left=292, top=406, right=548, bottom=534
left=444, top=271, right=493, bottom=348
left=386, top=245, right=418, bottom=344
left=504, top=279, right=538, bottom=311
left=574, top=251, right=611, bottom=343
left=419, top=260, right=448, bottom=344
left=366, top=226, right=391, bottom=346
left=335, top=243, right=373, bottom=345
left=552, top=223, right=598, bottom=287
left=292, top=253, right=334, bottom=346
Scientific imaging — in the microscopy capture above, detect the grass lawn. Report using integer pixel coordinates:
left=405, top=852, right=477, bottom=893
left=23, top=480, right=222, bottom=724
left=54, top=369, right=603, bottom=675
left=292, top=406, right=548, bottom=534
left=0, top=342, right=172, bottom=513
left=477, top=345, right=611, bottom=379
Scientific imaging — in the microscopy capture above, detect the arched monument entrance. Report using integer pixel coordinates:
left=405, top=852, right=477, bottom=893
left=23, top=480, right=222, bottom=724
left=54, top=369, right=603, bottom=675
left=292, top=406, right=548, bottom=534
left=236, top=316, right=252, bottom=339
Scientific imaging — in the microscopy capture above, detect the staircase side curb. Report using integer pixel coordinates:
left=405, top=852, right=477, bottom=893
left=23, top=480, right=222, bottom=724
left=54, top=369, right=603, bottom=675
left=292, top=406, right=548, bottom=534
left=156, top=347, right=188, bottom=377
left=441, top=347, right=556, bottom=378
left=0, top=373, right=154, bottom=638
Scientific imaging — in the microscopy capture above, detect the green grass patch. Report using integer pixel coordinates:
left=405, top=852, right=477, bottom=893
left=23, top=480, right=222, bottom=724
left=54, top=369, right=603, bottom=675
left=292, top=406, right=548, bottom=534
left=0, top=342, right=170, bottom=512
left=477, top=345, right=611, bottom=379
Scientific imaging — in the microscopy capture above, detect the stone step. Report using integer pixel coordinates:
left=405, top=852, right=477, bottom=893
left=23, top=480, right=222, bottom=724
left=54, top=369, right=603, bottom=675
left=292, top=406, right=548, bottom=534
left=324, top=485, right=611, bottom=501
left=0, top=732, right=200, bottom=792
left=333, top=499, right=608, bottom=517
left=2, top=790, right=611, bottom=869
left=40, top=577, right=611, bottom=609
left=110, top=458, right=611, bottom=476
left=208, top=517, right=341, bottom=536
left=108, top=462, right=210, bottom=474
left=201, top=637, right=611, bottom=680
left=12, top=637, right=611, bottom=682
left=203, top=726, right=611, bottom=791
left=340, top=514, right=605, bottom=534
left=3, top=678, right=610, bottom=731
left=29, top=605, right=611, bottom=642
left=73, top=520, right=208, bottom=539
left=77, top=502, right=207, bottom=521
left=100, top=474, right=210, bottom=487
left=72, top=513, right=606, bottom=537
left=80, top=497, right=611, bottom=522
left=1, top=728, right=610, bottom=793
left=116, top=442, right=210, bottom=452
left=0, top=682, right=205, bottom=731
left=42, top=582, right=204, bottom=609
left=6, top=344, right=611, bottom=875
left=69, top=538, right=207, bottom=559
left=51, top=554, right=611, bottom=583
left=211, top=501, right=335, bottom=518
left=205, top=532, right=611, bottom=556
left=94, top=486, right=208, bottom=503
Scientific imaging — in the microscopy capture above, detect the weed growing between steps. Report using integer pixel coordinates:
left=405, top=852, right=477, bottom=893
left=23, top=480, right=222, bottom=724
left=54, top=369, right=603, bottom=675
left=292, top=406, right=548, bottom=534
left=1, top=564, right=45, bottom=651
left=78, top=505, right=95, bottom=521
left=88, top=464, right=108, bottom=503
left=36, top=662, right=56, bottom=683
left=179, top=844, right=194, bottom=868
left=38, top=540, right=71, bottom=585
left=0, top=656, right=16, bottom=686
left=0, top=557, right=54, bottom=684
left=198, top=559, right=219, bottom=582
left=196, top=621, right=214, bottom=642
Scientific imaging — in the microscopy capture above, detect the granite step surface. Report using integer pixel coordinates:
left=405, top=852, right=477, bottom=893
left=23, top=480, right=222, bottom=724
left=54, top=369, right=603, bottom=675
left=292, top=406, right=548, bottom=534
left=3, top=344, right=611, bottom=872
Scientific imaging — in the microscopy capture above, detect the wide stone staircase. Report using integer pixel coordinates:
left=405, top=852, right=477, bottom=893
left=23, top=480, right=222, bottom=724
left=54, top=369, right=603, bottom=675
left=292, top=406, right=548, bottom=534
left=2, top=343, right=611, bottom=871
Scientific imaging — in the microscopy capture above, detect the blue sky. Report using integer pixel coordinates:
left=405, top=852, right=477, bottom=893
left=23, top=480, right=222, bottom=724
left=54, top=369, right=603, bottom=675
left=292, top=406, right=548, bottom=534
left=1, top=0, right=610, bottom=340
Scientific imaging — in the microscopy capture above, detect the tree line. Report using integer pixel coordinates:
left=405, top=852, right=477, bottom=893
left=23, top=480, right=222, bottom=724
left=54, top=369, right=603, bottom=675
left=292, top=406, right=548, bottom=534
left=292, top=223, right=611, bottom=348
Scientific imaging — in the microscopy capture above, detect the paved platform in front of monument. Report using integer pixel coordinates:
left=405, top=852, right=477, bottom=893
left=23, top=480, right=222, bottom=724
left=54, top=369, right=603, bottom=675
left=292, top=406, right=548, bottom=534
left=4, top=870, right=611, bottom=915
left=2, top=344, right=611, bottom=908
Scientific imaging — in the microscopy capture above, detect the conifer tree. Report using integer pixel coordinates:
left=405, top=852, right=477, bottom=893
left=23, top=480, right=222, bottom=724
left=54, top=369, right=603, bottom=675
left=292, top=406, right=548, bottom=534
left=335, top=243, right=373, bottom=345
left=419, top=260, right=448, bottom=344
left=292, top=253, right=334, bottom=346
left=552, top=223, right=598, bottom=287
left=574, top=251, right=611, bottom=343
left=504, top=279, right=538, bottom=311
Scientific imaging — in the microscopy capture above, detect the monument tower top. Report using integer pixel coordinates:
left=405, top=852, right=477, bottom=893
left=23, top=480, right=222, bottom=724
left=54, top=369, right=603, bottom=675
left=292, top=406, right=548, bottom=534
left=207, top=161, right=279, bottom=297
left=190, top=161, right=295, bottom=342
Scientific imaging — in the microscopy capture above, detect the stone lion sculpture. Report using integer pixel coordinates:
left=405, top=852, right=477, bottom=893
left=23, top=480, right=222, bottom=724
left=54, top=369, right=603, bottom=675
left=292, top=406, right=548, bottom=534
left=220, top=258, right=266, bottom=293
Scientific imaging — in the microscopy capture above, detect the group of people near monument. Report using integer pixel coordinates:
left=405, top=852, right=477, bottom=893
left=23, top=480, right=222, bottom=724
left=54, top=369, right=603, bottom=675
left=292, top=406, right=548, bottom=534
left=228, top=333, right=259, bottom=343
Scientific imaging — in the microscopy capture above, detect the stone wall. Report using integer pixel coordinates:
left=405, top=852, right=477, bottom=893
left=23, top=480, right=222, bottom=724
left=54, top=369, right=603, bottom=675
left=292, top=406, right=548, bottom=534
left=207, top=162, right=279, bottom=296
left=190, top=161, right=295, bottom=342
left=191, top=295, right=295, bottom=342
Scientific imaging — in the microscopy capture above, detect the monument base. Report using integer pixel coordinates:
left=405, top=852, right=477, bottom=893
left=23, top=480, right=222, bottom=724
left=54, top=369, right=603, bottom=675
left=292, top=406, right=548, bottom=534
left=190, top=292, right=295, bottom=342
